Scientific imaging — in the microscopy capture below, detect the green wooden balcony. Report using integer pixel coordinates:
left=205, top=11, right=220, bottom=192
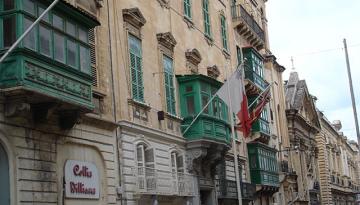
left=247, top=142, right=279, bottom=187
left=242, top=47, right=268, bottom=92
left=252, top=118, right=270, bottom=135
left=0, top=0, right=99, bottom=112
left=177, top=75, right=231, bottom=145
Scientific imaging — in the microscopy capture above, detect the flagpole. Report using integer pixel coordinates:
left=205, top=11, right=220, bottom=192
left=182, top=92, right=218, bottom=135
left=247, top=83, right=272, bottom=109
left=226, top=65, right=243, bottom=205
left=0, top=0, right=60, bottom=64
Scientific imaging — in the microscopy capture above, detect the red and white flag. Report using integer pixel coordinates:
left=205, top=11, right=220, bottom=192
left=216, top=69, right=251, bottom=137
left=248, top=86, right=271, bottom=124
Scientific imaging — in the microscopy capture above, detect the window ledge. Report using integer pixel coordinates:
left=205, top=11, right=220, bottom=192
left=128, top=98, right=151, bottom=110
left=204, top=34, right=214, bottom=46
left=183, top=16, right=194, bottom=29
left=165, top=112, right=183, bottom=122
left=93, top=88, right=106, bottom=98
left=222, top=49, right=230, bottom=59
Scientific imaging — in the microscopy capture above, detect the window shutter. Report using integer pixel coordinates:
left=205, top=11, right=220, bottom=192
left=144, top=148, right=155, bottom=168
left=203, top=0, right=211, bottom=37
left=89, top=28, right=98, bottom=87
left=176, top=155, right=184, bottom=173
left=163, top=56, right=176, bottom=115
left=129, top=35, right=144, bottom=102
left=221, top=15, right=228, bottom=50
left=184, top=0, right=191, bottom=18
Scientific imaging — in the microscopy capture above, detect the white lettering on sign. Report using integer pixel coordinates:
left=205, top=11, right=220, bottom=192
left=65, top=160, right=100, bottom=199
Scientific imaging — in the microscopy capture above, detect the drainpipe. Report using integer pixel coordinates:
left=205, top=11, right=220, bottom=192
left=0, top=0, right=59, bottom=64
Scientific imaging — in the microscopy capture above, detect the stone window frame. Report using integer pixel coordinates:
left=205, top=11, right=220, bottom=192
left=169, top=145, right=186, bottom=174
left=122, top=8, right=151, bottom=120
left=156, top=32, right=178, bottom=117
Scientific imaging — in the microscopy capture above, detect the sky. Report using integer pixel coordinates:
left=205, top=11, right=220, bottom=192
left=266, top=0, right=360, bottom=141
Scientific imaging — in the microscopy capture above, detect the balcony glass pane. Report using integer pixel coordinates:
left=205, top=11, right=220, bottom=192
left=23, top=18, right=36, bottom=50
left=66, top=21, right=76, bottom=37
left=79, top=27, right=88, bottom=43
left=4, top=0, right=14, bottom=10
left=67, top=40, right=77, bottom=67
left=39, top=25, right=51, bottom=56
left=186, top=96, right=195, bottom=115
left=3, top=16, right=16, bottom=47
left=23, top=0, right=35, bottom=15
left=53, top=14, right=64, bottom=30
left=80, top=45, right=90, bottom=74
left=38, top=6, right=50, bottom=23
left=202, top=95, right=209, bottom=114
left=54, top=32, right=65, bottom=62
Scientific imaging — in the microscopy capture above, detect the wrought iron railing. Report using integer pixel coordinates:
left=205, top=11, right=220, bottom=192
left=215, top=179, right=256, bottom=200
left=231, top=4, right=265, bottom=42
left=133, top=167, right=196, bottom=196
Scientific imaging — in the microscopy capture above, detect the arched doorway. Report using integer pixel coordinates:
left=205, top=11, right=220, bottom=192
left=0, top=142, right=10, bottom=205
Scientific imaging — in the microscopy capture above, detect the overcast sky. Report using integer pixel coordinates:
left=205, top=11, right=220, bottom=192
left=266, top=0, right=360, bottom=141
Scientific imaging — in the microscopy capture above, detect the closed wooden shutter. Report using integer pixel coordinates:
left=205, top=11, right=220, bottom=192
left=129, top=35, right=144, bottom=102
left=220, top=14, right=228, bottom=50
left=184, top=0, right=191, bottom=18
left=202, top=0, right=211, bottom=36
left=163, top=55, right=176, bottom=115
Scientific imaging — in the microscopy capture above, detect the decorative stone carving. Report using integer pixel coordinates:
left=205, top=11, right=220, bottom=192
left=207, top=65, right=220, bottom=79
left=157, top=0, right=170, bottom=8
left=185, top=148, right=207, bottom=174
left=5, top=102, right=30, bottom=118
left=122, top=8, right=146, bottom=28
left=156, top=32, right=177, bottom=51
left=185, top=49, right=202, bottom=65
left=185, top=49, right=202, bottom=74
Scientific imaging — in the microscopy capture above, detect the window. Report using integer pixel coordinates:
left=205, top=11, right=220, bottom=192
left=136, top=143, right=155, bottom=191
left=4, top=0, right=15, bottom=10
left=183, top=0, right=191, bottom=19
left=128, top=34, right=144, bottom=102
left=3, top=15, right=16, bottom=47
left=236, top=46, right=242, bottom=66
left=23, top=18, right=36, bottom=50
left=200, top=83, right=228, bottom=120
left=202, top=0, right=211, bottom=37
left=39, top=25, right=51, bottom=56
left=171, top=152, right=184, bottom=174
left=163, top=55, right=176, bottom=115
left=17, top=1, right=91, bottom=74
left=54, top=32, right=65, bottom=62
left=220, top=14, right=228, bottom=51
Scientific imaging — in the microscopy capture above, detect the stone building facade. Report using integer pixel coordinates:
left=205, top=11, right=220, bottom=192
left=0, top=0, right=120, bottom=205
left=285, top=72, right=322, bottom=205
left=316, top=115, right=360, bottom=205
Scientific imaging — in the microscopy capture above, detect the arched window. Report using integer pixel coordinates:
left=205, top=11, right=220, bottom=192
left=0, top=143, right=10, bottom=205
left=136, top=143, right=155, bottom=191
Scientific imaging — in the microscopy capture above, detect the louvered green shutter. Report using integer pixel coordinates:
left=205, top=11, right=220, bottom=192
left=220, top=14, right=228, bottom=51
left=203, top=0, right=211, bottom=37
left=129, top=35, right=144, bottom=102
left=163, top=55, right=176, bottom=115
left=184, top=0, right=192, bottom=19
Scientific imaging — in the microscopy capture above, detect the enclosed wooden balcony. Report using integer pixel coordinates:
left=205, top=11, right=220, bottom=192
left=0, top=0, right=99, bottom=128
left=231, top=4, right=265, bottom=49
left=247, top=142, right=279, bottom=189
left=177, top=74, right=231, bottom=145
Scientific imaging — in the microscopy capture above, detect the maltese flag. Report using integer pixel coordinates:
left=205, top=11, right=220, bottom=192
left=216, top=69, right=251, bottom=137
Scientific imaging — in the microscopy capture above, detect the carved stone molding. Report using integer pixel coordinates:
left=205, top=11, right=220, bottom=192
left=5, top=102, right=31, bottom=118
left=122, top=8, right=146, bottom=28
left=207, top=65, right=220, bottom=79
left=185, top=49, right=202, bottom=65
left=156, top=32, right=177, bottom=51
left=157, top=0, right=170, bottom=8
left=185, top=147, right=207, bottom=174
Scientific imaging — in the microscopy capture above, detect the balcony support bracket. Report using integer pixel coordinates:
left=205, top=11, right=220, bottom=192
left=59, top=110, right=80, bottom=130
